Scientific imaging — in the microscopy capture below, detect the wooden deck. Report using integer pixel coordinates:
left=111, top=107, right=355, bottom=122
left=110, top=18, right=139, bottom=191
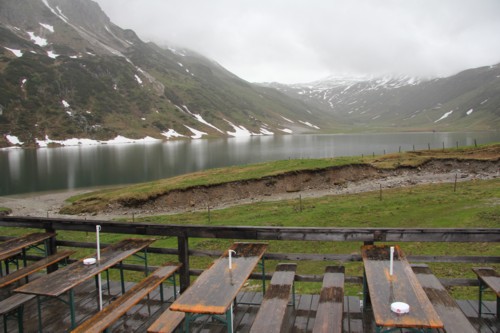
left=1, top=279, right=498, bottom=333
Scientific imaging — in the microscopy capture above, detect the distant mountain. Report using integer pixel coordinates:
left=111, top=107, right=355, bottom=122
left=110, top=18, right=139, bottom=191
left=1, top=0, right=498, bottom=148
left=0, top=0, right=328, bottom=147
left=265, top=65, right=500, bottom=132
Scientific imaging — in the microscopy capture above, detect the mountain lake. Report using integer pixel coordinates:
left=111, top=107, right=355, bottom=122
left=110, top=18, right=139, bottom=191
left=1, top=132, right=499, bottom=196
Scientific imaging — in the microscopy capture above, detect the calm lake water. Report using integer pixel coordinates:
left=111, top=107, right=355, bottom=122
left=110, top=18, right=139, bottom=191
left=1, top=132, right=499, bottom=196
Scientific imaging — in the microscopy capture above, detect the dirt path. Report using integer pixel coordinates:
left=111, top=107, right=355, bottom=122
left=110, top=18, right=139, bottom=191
left=1, top=158, right=498, bottom=220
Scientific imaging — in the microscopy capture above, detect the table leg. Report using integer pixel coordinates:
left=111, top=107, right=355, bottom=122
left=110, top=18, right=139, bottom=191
left=69, top=289, right=76, bottom=329
left=362, top=270, right=369, bottom=309
left=184, top=313, right=192, bottom=332
left=226, top=305, right=233, bottom=333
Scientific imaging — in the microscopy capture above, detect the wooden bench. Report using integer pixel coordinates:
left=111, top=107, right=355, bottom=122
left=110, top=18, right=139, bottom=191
left=147, top=309, right=185, bottom=333
left=412, top=264, right=476, bottom=332
left=312, top=266, right=345, bottom=333
left=249, top=263, right=297, bottom=333
left=472, top=267, right=499, bottom=318
left=71, top=263, right=181, bottom=333
left=0, top=293, right=35, bottom=333
left=0, top=232, right=56, bottom=275
left=0, top=250, right=74, bottom=288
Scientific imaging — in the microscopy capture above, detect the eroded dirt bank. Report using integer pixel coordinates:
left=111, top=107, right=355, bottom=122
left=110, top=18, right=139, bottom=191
left=103, top=158, right=499, bottom=217
left=1, top=158, right=498, bottom=219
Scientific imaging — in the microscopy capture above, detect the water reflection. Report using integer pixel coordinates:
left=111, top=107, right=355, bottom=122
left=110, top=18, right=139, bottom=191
left=1, top=132, right=498, bottom=196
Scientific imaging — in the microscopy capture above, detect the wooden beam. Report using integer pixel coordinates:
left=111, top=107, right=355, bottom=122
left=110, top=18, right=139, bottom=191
left=1, top=217, right=498, bottom=242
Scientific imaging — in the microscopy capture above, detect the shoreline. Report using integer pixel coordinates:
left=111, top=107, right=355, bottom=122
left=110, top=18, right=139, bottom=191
left=1, top=168, right=498, bottom=221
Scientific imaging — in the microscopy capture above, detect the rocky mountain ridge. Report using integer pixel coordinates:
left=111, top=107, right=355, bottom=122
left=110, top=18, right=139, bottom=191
left=265, top=65, right=500, bottom=131
left=0, top=0, right=498, bottom=148
left=0, top=0, right=327, bottom=147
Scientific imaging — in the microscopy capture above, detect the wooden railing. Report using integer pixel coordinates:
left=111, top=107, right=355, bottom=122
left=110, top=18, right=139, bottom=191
left=1, top=216, right=499, bottom=292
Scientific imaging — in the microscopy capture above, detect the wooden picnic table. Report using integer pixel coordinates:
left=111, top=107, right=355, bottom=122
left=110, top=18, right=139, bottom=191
left=0, top=232, right=55, bottom=271
left=361, top=245, right=443, bottom=332
left=15, top=238, right=155, bottom=330
left=169, top=242, right=267, bottom=332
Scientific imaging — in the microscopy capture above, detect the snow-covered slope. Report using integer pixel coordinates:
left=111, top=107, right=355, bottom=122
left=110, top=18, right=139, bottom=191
left=266, top=66, right=500, bottom=130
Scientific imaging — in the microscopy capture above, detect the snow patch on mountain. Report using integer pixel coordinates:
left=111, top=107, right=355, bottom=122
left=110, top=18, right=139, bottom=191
left=5, top=135, right=23, bottom=145
left=185, top=126, right=207, bottom=139
left=39, top=23, right=54, bottom=33
left=134, top=74, right=143, bottom=85
left=4, top=47, right=23, bottom=57
left=435, top=110, right=453, bottom=123
left=162, top=129, right=186, bottom=139
left=27, top=31, right=48, bottom=47
left=298, top=121, right=320, bottom=129
left=281, top=116, right=294, bottom=123
left=224, top=120, right=259, bottom=137
left=47, top=50, right=59, bottom=59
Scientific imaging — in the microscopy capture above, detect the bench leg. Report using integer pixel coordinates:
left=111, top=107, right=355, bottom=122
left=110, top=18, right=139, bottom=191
left=37, top=296, right=43, bottom=333
left=259, top=257, right=266, bottom=294
left=17, top=306, right=24, bottom=333
left=497, top=295, right=499, bottom=319
left=120, top=261, right=125, bottom=294
left=478, top=279, right=484, bottom=318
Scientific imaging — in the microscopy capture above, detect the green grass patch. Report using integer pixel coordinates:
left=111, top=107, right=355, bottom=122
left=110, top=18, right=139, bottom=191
left=61, top=143, right=500, bottom=215
left=135, top=178, right=499, bottom=299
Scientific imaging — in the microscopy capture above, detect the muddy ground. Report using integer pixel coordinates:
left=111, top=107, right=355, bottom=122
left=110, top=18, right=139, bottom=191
left=1, top=158, right=498, bottom=220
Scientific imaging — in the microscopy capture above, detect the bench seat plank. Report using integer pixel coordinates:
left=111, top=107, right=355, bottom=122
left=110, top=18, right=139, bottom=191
left=147, top=309, right=185, bottom=333
left=472, top=267, right=499, bottom=318
left=0, top=232, right=55, bottom=261
left=472, top=267, right=500, bottom=297
left=71, top=263, right=180, bottom=333
left=312, top=266, right=345, bottom=333
left=249, top=263, right=296, bottom=333
left=412, top=264, right=476, bottom=333
left=0, top=250, right=74, bottom=288
left=0, top=293, right=35, bottom=315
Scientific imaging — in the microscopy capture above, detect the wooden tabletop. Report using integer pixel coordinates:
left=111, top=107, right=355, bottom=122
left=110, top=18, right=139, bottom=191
left=15, top=238, right=155, bottom=297
left=362, top=245, right=443, bottom=330
left=0, top=232, right=55, bottom=261
left=170, top=242, right=267, bottom=315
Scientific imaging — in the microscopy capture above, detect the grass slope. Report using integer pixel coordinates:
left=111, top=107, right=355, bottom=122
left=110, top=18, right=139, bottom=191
left=62, top=143, right=500, bottom=214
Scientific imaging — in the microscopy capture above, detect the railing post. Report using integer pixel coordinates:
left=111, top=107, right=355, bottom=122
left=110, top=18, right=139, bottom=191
left=45, top=225, right=58, bottom=273
left=178, top=234, right=190, bottom=292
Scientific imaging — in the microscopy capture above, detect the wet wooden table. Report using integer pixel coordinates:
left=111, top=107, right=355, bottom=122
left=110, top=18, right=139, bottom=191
left=0, top=232, right=55, bottom=274
left=169, top=242, right=268, bottom=333
left=15, top=238, right=155, bottom=330
left=361, top=245, right=443, bottom=332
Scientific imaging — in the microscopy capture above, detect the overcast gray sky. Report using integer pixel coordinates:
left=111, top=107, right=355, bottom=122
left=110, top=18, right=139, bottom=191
left=94, top=0, right=500, bottom=83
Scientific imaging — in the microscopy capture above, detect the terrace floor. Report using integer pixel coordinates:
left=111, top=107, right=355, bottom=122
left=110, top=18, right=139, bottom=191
left=1, top=279, right=498, bottom=333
